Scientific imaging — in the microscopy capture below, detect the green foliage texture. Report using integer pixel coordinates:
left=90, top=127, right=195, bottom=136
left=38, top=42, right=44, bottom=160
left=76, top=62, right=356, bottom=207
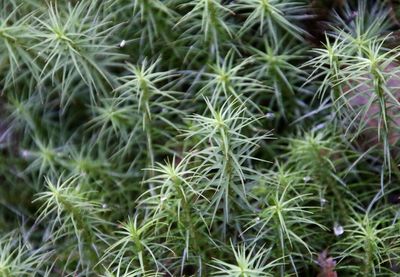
left=1, top=0, right=400, bottom=276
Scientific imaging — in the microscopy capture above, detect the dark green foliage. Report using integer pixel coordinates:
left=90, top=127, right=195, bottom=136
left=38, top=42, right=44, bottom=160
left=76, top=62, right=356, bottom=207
left=1, top=0, right=400, bottom=276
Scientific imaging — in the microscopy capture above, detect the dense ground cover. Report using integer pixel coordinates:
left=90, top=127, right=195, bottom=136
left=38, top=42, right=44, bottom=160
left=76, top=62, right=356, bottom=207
left=1, top=0, right=400, bottom=276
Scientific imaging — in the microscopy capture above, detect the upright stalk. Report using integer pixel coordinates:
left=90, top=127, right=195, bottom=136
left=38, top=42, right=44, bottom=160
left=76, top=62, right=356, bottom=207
left=172, top=176, right=206, bottom=274
left=139, top=77, right=156, bottom=194
left=218, top=122, right=235, bottom=239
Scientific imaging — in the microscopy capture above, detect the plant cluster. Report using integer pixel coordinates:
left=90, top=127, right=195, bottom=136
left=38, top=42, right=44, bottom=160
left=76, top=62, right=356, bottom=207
left=1, top=0, right=400, bottom=276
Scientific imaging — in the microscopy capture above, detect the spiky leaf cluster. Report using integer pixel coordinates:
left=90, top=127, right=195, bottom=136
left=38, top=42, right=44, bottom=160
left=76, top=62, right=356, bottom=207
left=1, top=1, right=400, bottom=276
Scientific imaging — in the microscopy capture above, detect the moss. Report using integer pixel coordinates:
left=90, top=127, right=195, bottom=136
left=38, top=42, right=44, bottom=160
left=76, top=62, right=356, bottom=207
left=0, top=0, right=399, bottom=276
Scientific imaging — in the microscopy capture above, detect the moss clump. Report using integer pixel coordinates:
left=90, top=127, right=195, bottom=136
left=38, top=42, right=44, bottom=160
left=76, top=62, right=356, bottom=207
left=1, top=0, right=400, bottom=276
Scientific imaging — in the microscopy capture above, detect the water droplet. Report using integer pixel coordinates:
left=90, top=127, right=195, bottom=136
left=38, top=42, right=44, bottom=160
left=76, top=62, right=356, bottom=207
left=314, top=123, right=325, bottom=130
left=265, top=112, right=275, bottom=119
left=333, top=223, right=344, bottom=236
left=20, top=149, right=30, bottom=158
